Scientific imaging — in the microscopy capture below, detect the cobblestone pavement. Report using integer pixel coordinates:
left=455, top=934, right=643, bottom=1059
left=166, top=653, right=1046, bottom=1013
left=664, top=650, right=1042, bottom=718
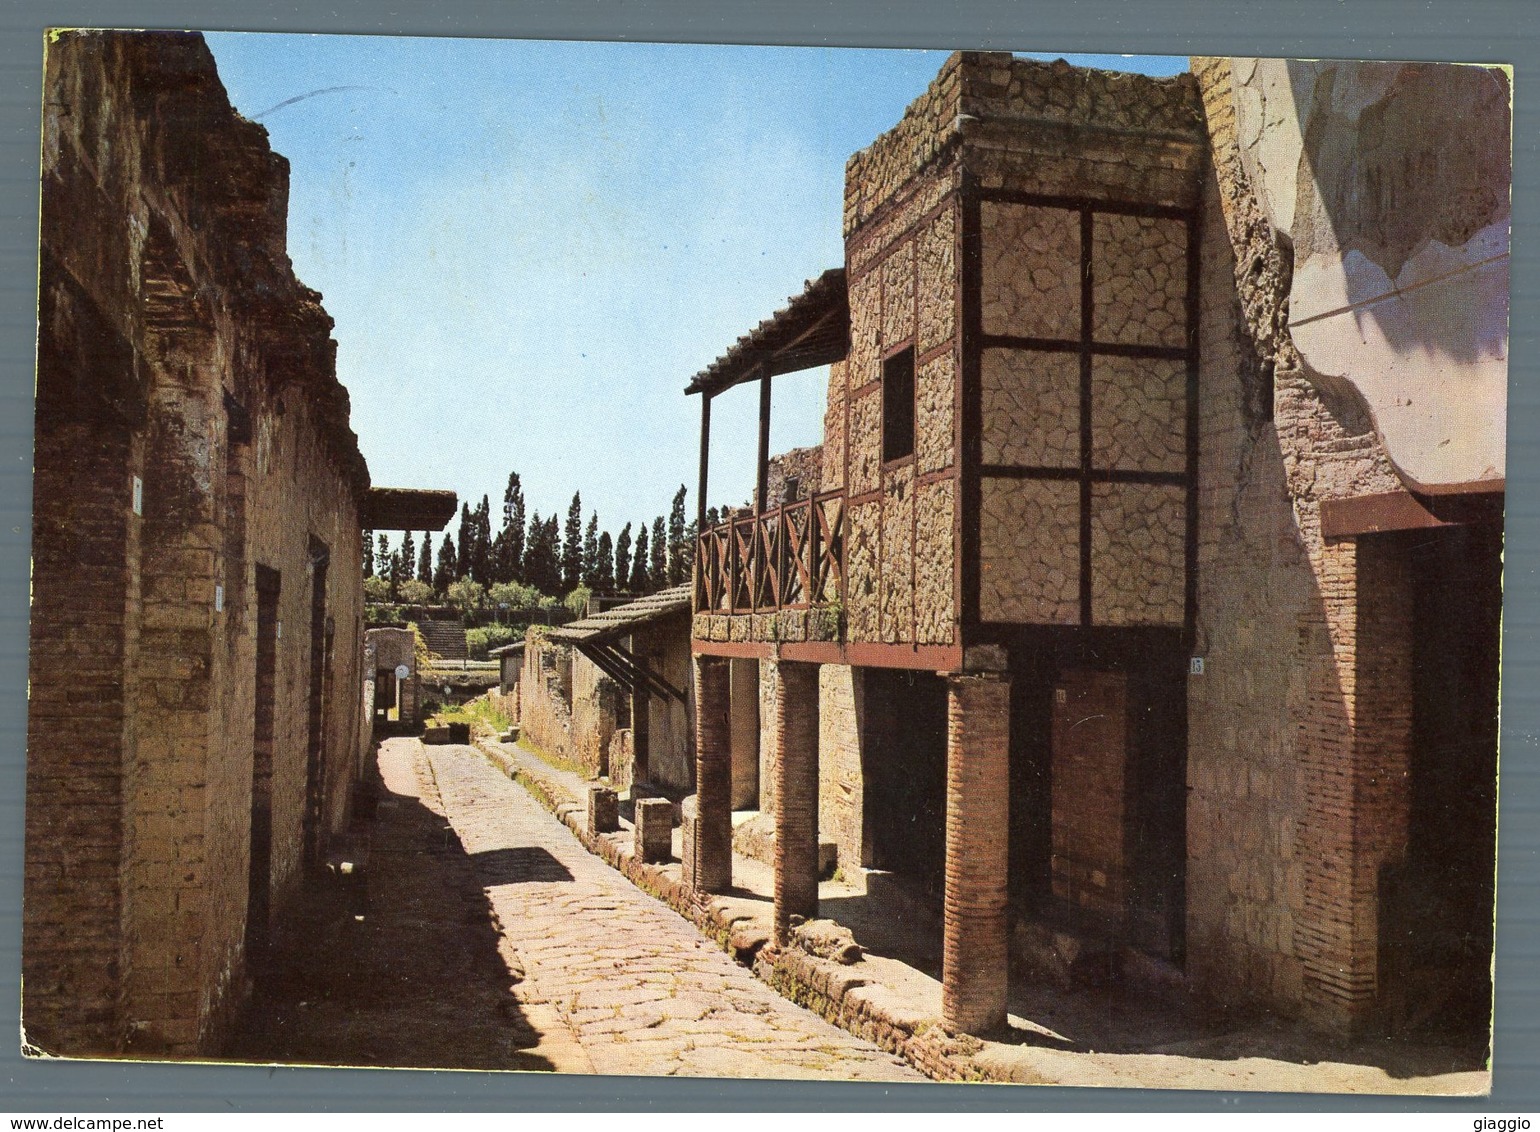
left=420, top=739, right=924, bottom=1082
left=225, top=736, right=589, bottom=1072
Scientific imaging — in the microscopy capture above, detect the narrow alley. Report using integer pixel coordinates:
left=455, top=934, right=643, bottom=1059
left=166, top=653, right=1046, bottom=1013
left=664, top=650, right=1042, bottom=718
left=228, top=737, right=923, bottom=1082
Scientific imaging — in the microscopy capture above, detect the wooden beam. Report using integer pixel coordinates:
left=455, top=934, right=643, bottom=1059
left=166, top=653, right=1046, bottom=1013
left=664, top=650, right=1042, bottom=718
left=756, top=362, right=772, bottom=515
left=691, top=636, right=964, bottom=672
left=1320, top=491, right=1452, bottom=538
left=698, top=393, right=712, bottom=530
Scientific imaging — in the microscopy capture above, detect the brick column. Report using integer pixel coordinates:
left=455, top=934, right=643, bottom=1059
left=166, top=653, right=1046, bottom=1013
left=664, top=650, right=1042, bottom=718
left=942, top=672, right=1011, bottom=1035
left=1296, top=536, right=1413, bottom=1034
left=772, top=659, right=820, bottom=946
left=690, top=656, right=733, bottom=894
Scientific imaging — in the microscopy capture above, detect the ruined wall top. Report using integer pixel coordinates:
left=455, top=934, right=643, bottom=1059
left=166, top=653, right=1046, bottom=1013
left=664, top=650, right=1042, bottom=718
left=40, top=30, right=370, bottom=495
left=844, top=52, right=1203, bottom=236
left=367, top=626, right=417, bottom=670
left=1193, top=56, right=1509, bottom=491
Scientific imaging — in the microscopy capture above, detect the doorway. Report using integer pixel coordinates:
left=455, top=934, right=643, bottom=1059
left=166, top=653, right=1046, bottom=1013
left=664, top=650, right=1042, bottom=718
left=246, top=565, right=280, bottom=961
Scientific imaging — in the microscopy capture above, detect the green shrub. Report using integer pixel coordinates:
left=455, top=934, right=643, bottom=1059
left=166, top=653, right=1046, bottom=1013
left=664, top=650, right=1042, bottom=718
left=397, top=578, right=433, bottom=605
left=489, top=580, right=542, bottom=609
left=465, top=622, right=519, bottom=660
left=446, top=576, right=487, bottom=612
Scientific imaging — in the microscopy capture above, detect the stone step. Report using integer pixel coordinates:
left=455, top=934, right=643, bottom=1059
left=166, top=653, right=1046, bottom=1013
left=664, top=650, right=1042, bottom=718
left=417, top=619, right=467, bottom=659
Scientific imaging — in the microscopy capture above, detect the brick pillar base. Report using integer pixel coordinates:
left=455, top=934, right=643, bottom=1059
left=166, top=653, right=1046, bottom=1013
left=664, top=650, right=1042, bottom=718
left=691, top=656, right=732, bottom=893
left=942, top=672, right=1011, bottom=1035
left=634, top=797, right=674, bottom=864
left=586, top=785, right=619, bottom=836
left=773, top=660, right=820, bottom=946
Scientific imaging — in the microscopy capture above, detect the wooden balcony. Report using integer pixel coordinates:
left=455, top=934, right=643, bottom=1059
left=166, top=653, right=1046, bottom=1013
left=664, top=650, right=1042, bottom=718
left=694, top=491, right=845, bottom=615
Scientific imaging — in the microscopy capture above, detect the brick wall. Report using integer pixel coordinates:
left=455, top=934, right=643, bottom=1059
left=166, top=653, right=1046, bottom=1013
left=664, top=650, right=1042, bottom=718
left=1187, top=56, right=1414, bottom=1032
left=26, top=31, right=371, bottom=1057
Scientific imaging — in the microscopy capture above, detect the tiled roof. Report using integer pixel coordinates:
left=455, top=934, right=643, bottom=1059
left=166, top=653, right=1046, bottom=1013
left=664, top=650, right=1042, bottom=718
left=685, top=269, right=849, bottom=396
left=548, top=584, right=692, bottom=646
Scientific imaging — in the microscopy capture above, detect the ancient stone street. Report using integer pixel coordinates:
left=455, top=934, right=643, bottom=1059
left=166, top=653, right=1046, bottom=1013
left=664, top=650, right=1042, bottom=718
left=420, top=737, right=923, bottom=1081
left=231, top=736, right=922, bottom=1081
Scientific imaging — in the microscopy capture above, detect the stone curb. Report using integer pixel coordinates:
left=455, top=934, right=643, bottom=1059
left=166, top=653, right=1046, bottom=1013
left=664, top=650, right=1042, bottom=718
left=471, top=737, right=992, bottom=1084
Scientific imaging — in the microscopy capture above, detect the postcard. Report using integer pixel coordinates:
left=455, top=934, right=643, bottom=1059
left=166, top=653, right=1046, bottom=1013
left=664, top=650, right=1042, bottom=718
left=24, top=29, right=1508, bottom=1095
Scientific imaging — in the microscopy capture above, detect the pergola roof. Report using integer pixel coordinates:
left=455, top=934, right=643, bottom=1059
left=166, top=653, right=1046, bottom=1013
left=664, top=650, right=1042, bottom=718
left=549, top=584, right=692, bottom=647
left=685, top=269, right=849, bottom=396
left=549, top=584, right=692, bottom=704
left=361, top=487, right=459, bottom=532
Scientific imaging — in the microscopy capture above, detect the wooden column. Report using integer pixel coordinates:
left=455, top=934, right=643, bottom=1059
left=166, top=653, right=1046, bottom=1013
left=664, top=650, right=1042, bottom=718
left=696, top=393, right=711, bottom=531
left=773, top=659, right=820, bottom=946
left=755, top=364, right=771, bottom=515
left=942, top=671, right=1011, bottom=1034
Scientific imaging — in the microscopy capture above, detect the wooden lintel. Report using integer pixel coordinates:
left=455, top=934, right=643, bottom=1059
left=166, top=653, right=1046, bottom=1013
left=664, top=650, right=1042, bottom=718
left=1320, top=490, right=1450, bottom=538
left=692, top=637, right=963, bottom=673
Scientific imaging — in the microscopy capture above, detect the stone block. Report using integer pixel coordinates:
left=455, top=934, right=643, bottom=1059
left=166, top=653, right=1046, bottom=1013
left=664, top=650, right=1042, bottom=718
left=680, top=794, right=701, bottom=891
left=634, top=798, right=674, bottom=864
left=586, top=785, right=619, bottom=837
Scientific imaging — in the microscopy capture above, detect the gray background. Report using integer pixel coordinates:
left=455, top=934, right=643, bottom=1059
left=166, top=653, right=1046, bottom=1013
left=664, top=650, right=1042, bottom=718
left=1, top=0, right=1534, bottom=1112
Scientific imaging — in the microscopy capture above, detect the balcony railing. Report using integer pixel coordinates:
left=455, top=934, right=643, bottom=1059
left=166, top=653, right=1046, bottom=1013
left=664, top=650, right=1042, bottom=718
left=694, top=490, right=845, bottom=614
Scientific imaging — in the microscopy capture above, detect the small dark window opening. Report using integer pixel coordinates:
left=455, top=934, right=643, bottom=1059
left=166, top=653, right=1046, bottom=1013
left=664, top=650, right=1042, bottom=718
left=882, top=346, right=916, bottom=463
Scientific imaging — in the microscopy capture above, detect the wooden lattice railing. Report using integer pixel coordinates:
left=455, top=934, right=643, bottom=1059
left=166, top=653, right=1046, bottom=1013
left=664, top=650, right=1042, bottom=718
left=694, top=491, right=844, bottom=614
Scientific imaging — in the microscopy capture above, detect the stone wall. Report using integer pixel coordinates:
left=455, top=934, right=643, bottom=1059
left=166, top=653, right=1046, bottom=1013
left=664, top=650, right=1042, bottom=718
left=1227, top=58, right=1509, bottom=490
left=832, top=52, right=1207, bottom=647
left=968, top=59, right=1203, bottom=632
left=1186, top=56, right=1414, bottom=1031
left=367, top=627, right=419, bottom=725
left=836, top=142, right=960, bottom=647
left=518, top=634, right=575, bottom=764
left=570, top=653, right=622, bottom=779
left=26, top=30, right=370, bottom=1057
left=765, top=445, right=822, bottom=505
left=637, top=619, right=695, bottom=794
left=817, top=664, right=866, bottom=877
left=843, top=53, right=1197, bottom=237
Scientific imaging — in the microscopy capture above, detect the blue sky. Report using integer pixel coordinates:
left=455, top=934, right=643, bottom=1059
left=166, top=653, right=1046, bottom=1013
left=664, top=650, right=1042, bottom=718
left=205, top=33, right=1186, bottom=554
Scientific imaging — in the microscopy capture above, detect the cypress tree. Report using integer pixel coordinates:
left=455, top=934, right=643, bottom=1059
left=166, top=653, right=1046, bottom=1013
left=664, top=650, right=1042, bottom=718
left=541, top=515, right=562, bottom=594
left=614, top=523, right=632, bottom=592
left=362, top=529, right=375, bottom=577
left=524, top=510, right=543, bottom=588
left=582, top=513, right=600, bottom=589
left=418, top=532, right=433, bottom=585
left=631, top=522, right=650, bottom=594
left=375, top=532, right=391, bottom=578
left=650, top=515, right=666, bottom=592
left=456, top=503, right=472, bottom=579
left=400, top=530, right=416, bottom=589
left=434, top=532, right=456, bottom=595
left=470, top=496, right=492, bottom=585
left=667, top=485, right=689, bottom=585
left=388, top=548, right=404, bottom=600
left=596, top=530, right=615, bottom=591
left=502, top=472, right=526, bottom=584
left=562, top=493, right=583, bottom=592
